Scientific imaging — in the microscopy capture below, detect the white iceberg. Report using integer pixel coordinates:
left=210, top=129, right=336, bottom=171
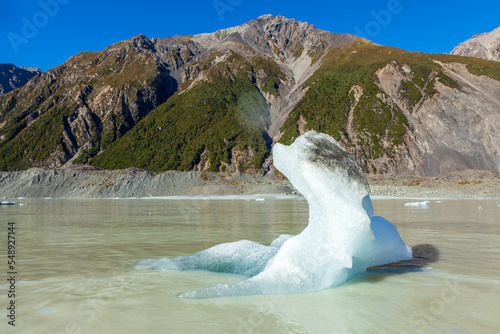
left=137, top=132, right=413, bottom=298
left=404, top=201, right=430, bottom=207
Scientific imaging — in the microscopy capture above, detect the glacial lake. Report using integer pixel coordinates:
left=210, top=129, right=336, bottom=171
left=0, top=196, right=499, bottom=333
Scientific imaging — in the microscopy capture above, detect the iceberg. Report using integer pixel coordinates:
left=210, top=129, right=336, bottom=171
left=404, top=201, right=430, bottom=207
left=137, top=131, right=413, bottom=298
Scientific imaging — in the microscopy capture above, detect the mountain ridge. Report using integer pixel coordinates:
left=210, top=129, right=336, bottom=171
left=1, top=15, right=499, bottom=177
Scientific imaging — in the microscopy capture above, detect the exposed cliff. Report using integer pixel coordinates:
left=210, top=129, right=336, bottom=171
left=0, top=35, right=176, bottom=170
left=279, top=41, right=500, bottom=176
left=451, top=26, right=500, bottom=62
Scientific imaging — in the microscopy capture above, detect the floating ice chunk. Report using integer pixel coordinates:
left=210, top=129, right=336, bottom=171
left=404, top=201, right=430, bottom=207
left=136, top=240, right=278, bottom=277
left=435, top=201, right=442, bottom=204
left=139, top=131, right=413, bottom=298
left=19, top=203, right=29, bottom=206
left=255, top=198, right=265, bottom=202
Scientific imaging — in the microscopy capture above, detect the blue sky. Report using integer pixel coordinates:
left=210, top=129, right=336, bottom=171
left=1, top=0, right=499, bottom=71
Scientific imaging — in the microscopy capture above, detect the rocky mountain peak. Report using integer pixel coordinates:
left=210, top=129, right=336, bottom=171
left=130, top=34, right=154, bottom=50
left=191, top=14, right=354, bottom=59
left=0, top=63, right=42, bottom=96
left=451, top=26, right=500, bottom=62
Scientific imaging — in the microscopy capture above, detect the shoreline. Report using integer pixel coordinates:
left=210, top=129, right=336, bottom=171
left=0, top=167, right=499, bottom=200
left=367, top=170, right=500, bottom=200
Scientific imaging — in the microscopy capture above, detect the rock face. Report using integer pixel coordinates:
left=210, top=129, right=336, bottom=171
left=152, top=14, right=355, bottom=140
left=451, top=26, right=500, bottom=62
left=374, top=61, right=500, bottom=175
left=1, top=15, right=500, bottom=177
left=279, top=40, right=500, bottom=176
left=0, top=35, right=177, bottom=170
left=0, top=64, right=41, bottom=95
left=188, top=14, right=356, bottom=139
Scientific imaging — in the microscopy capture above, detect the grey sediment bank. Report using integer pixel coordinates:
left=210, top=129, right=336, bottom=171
left=1, top=167, right=498, bottom=199
left=0, top=167, right=293, bottom=199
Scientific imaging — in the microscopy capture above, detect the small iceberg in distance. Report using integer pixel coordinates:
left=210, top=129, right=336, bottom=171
left=405, top=201, right=430, bottom=207
left=136, top=131, right=413, bottom=298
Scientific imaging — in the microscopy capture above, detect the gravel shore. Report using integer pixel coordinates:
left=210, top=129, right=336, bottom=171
left=368, top=170, right=500, bottom=199
left=0, top=167, right=498, bottom=200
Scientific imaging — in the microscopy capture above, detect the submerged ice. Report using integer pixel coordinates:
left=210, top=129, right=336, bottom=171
left=136, top=132, right=412, bottom=298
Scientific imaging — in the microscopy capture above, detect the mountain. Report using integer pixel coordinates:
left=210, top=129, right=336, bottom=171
left=0, top=64, right=42, bottom=95
left=0, top=15, right=354, bottom=172
left=0, top=35, right=177, bottom=170
left=1, top=15, right=500, bottom=176
left=279, top=41, right=500, bottom=176
left=451, top=26, right=500, bottom=62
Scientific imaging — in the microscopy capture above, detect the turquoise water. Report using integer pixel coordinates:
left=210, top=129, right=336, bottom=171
left=0, top=197, right=499, bottom=333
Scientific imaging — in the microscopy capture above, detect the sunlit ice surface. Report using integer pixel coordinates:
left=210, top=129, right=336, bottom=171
left=136, top=132, right=412, bottom=298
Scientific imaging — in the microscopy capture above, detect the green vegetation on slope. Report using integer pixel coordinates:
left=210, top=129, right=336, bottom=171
left=465, top=63, right=500, bottom=81
left=280, top=42, right=414, bottom=148
left=251, top=56, right=286, bottom=96
left=0, top=39, right=166, bottom=171
left=90, top=51, right=287, bottom=173
left=279, top=40, right=499, bottom=167
left=90, top=73, right=270, bottom=172
left=0, top=103, right=70, bottom=170
left=3, top=33, right=500, bottom=174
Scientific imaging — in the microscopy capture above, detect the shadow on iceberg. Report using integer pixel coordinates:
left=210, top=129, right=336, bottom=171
left=136, top=132, right=417, bottom=298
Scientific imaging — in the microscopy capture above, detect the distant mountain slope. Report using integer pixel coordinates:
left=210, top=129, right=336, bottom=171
left=0, top=35, right=176, bottom=170
left=0, top=63, right=41, bottom=95
left=0, top=15, right=354, bottom=172
left=451, top=26, right=500, bottom=62
left=280, top=40, right=500, bottom=176
left=1, top=15, right=500, bottom=176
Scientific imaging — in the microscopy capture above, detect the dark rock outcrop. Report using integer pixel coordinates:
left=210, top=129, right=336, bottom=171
left=0, top=63, right=41, bottom=95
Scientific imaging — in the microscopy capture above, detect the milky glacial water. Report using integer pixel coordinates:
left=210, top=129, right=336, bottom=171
left=0, top=197, right=499, bottom=333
